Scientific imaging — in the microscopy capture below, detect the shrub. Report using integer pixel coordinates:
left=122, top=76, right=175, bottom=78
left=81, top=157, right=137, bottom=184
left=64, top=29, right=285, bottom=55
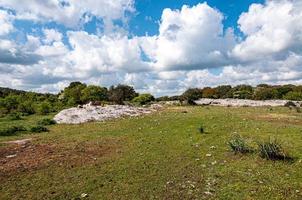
left=18, top=101, right=36, bottom=115
left=30, top=125, right=49, bottom=133
left=37, top=118, right=56, bottom=126
left=283, top=91, right=302, bottom=101
left=181, top=88, right=203, bottom=104
left=258, top=139, right=291, bottom=161
left=228, top=135, right=253, bottom=154
left=0, top=125, right=26, bottom=136
left=38, top=102, right=51, bottom=115
left=132, top=94, right=155, bottom=105
left=8, top=112, right=23, bottom=120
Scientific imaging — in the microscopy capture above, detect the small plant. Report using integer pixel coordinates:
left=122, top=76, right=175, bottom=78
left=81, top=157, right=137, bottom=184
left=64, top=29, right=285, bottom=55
left=37, top=118, right=56, bottom=126
left=0, top=125, right=26, bottom=136
left=8, top=112, right=23, bottom=120
left=228, top=135, right=253, bottom=154
left=199, top=125, right=205, bottom=134
left=30, top=125, right=49, bottom=133
left=258, top=139, right=292, bottom=161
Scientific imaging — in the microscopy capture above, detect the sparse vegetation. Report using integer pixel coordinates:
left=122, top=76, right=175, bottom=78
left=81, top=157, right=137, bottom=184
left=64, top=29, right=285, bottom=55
left=30, top=125, right=49, bottom=133
left=258, top=139, right=292, bottom=161
left=228, top=135, right=253, bottom=154
left=37, top=118, right=57, bottom=126
left=0, top=125, right=26, bottom=136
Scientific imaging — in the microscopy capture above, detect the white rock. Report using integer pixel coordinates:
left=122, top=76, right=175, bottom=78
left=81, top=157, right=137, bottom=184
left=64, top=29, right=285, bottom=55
left=54, top=104, right=157, bottom=124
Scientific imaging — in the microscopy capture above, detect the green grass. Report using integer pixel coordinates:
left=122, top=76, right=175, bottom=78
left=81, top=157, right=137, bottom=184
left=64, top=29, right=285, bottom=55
left=1, top=106, right=302, bottom=199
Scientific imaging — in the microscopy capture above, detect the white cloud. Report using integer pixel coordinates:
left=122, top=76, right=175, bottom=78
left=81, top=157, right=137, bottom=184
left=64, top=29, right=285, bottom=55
left=0, top=10, right=14, bottom=36
left=142, top=3, right=236, bottom=70
left=232, top=0, right=302, bottom=61
left=0, top=0, right=134, bottom=28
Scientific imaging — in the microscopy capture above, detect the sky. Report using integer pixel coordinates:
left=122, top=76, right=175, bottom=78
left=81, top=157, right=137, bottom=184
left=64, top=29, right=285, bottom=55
left=0, top=0, right=302, bottom=97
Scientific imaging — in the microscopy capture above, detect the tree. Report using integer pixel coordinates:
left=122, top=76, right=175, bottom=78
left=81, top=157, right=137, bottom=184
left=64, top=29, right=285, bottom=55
left=132, top=94, right=155, bottom=105
left=18, top=101, right=35, bottom=115
left=181, top=88, right=202, bottom=104
left=202, top=87, right=217, bottom=98
left=108, top=84, right=138, bottom=104
left=253, top=88, right=278, bottom=100
left=38, top=101, right=51, bottom=115
left=215, top=85, right=232, bottom=98
left=62, top=82, right=87, bottom=105
left=283, top=91, right=302, bottom=101
left=81, top=85, right=108, bottom=103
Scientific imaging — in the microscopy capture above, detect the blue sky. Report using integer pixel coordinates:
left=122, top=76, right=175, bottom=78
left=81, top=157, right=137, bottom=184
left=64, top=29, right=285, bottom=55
left=0, top=0, right=301, bottom=96
left=130, top=0, right=264, bottom=36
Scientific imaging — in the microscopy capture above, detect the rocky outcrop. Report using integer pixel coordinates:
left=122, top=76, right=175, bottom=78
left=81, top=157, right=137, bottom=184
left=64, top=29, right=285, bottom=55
left=54, top=104, right=162, bottom=124
left=194, top=98, right=301, bottom=107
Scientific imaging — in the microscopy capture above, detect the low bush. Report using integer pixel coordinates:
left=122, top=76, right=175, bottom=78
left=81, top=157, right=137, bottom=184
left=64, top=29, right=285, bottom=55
left=30, top=125, right=49, bottom=133
left=258, top=139, right=292, bottom=161
left=0, top=125, right=26, bottom=136
left=132, top=94, right=155, bottom=105
left=37, top=118, right=56, bottom=126
left=228, top=135, right=253, bottom=154
left=8, top=112, right=23, bottom=120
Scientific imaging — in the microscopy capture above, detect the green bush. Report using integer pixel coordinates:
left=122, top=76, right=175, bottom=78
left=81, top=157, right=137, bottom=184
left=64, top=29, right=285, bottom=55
left=0, top=125, right=26, bottom=136
left=8, top=112, right=23, bottom=120
left=132, top=93, right=155, bottom=105
left=30, top=125, right=49, bottom=133
left=228, top=135, right=253, bottom=154
left=18, top=101, right=36, bottom=115
left=258, top=139, right=291, bottom=161
left=37, top=118, right=56, bottom=126
left=283, top=91, right=302, bottom=101
left=38, top=102, right=51, bottom=115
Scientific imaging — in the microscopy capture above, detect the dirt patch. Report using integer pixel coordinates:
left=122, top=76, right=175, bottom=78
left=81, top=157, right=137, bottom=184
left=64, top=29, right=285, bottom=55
left=248, top=114, right=302, bottom=126
left=0, top=138, right=122, bottom=178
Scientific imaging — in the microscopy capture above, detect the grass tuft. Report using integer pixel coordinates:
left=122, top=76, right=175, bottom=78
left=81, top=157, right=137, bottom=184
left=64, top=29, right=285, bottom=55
left=37, top=118, right=57, bottom=126
left=258, top=139, right=292, bottom=161
left=30, top=125, right=49, bottom=133
left=228, top=135, right=253, bottom=154
left=0, top=125, right=26, bottom=136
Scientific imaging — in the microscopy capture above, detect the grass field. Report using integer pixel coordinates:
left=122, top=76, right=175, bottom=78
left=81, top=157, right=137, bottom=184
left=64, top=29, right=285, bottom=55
left=1, top=106, right=302, bottom=200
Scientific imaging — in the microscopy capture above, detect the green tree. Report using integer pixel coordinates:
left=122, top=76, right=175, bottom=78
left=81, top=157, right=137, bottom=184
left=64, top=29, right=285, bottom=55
left=81, top=85, right=108, bottom=103
left=215, top=85, right=232, bottom=98
left=283, top=91, right=302, bottom=101
left=62, top=82, right=87, bottom=105
left=18, top=101, right=36, bottom=115
left=181, top=88, right=202, bottom=104
left=38, top=101, right=51, bottom=115
left=108, top=84, right=138, bottom=104
left=132, top=93, right=155, bottom=105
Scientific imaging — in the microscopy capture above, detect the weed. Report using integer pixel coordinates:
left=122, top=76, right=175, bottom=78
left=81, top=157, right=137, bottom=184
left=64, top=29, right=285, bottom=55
left=258, top=139, right=292, bottom=161
left=37, top=118, right=56, bottom=126
left=30, top=125, right=49, bottom=133
left=0, top=125, right=26, bottom=136
left=228, top=135, right=253, bottom=154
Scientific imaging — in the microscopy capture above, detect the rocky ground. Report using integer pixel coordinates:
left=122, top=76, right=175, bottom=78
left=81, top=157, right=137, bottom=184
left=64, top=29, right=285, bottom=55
left=194, top=98, right=302, bottom=107
left=54, top=104, right=162, bottom=124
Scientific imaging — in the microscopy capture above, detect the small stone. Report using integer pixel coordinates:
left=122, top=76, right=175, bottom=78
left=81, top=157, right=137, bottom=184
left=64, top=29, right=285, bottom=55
left=211, top=161, right=217, bottom=165
left=296, top=190, right=300, bottom=193
left=195, top=158, right=200, bottom=161
left=81, top=193, right=88, bottom=198
left=210, top=146, right=216, bottom=149
left=206, top=154, right=212, bottom=157
left=204, top=191, right=213, bottom=196
left=6, top=154, right=17, bottom=158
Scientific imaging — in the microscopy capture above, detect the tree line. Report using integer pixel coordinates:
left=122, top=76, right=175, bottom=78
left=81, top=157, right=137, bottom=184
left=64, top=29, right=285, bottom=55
left=1, top=82, right=302, bottom=117
left=177, top=84, right=302, bottom=104
left=0, top=82, right=154, bottom=117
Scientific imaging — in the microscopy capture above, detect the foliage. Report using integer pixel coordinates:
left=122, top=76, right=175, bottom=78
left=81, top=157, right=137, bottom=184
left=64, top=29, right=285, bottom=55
left=132, top=93, right=155, bottom=105
left=38, top=102, right=52, bottom=115
left=228, top=135, right=253, bottom=154
left=0, top=125, right=26, bottom=136
left=253, top=88, right=279, bottom=100
left=8, top=112, right=23, bottom=120
left=181, top=88, right=202, bottom=104
left=30, top=125, right=49, bottom=133
left=108, top=84, right=138, bottom=104
left=283, top=91, right=302, bottom=101
left=37, top=118, right=57, bottom=126
left=62, top=82, right=87, bottom=105
left=202, top=87, right=217, bottom=98
left=258, top=139, right=291, bottom=161
left=81, top=85, right=108, bottom=103
left=214, top=85, right=232, bottom=98
left=18, top=100, right=36, bottom=115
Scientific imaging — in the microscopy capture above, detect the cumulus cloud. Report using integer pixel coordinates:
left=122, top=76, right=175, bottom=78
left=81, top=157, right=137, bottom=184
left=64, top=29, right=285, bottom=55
left=0, top=0, right=135, bottom=28
left=0, top=0, right=302, bottom=96
left=0, top=10, right=14, bottom=36
left=142, top=3, right=236, bottom=70
left=232, top=0, right=302, bottom=61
